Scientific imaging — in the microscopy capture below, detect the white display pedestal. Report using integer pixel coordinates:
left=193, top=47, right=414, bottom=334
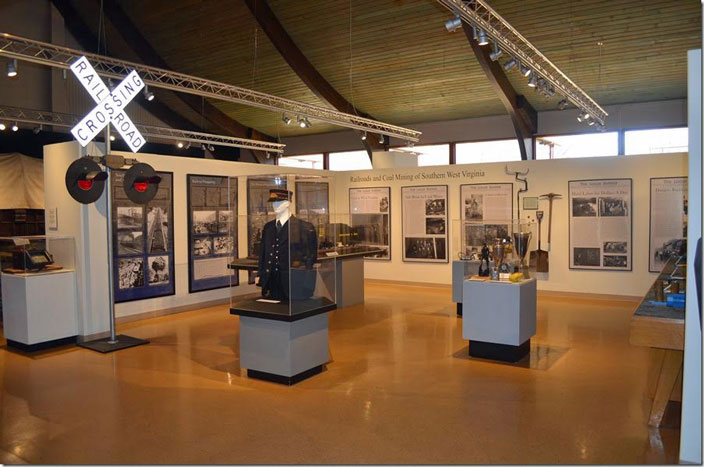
left=462, top=277, right=536, bottom=362
left=1, top=270, right=78, bottom=351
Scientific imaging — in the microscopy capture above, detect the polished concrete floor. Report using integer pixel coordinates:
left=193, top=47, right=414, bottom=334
left=0, top=283, right=680, bottom=464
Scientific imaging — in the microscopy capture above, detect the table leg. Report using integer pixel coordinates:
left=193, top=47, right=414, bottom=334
left=648, top=349, right=683, bottom=427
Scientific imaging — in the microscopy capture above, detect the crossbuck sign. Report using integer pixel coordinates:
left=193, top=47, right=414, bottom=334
left=70, top=56, right=146, bottom=152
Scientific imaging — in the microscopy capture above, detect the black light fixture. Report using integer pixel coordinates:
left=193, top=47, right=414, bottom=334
left=519, top=64, right=531, bottom=77
left=503, top=58, right=517, bottom=71
left=208, top=144, right=215, bottom=152
left=0, top=122, right=6, bottom=131
left=109, top=135, right=116, bottom=141
left=444, top=15, right=462, bottom=33
left=282, top=114, right=292, bottom=125
left=577, top=111, right=591, bottom=123
left=297, top=116, right=307, bottom=128
left=6, top=59, right=17, bottom=77
left=528, top=75, right=537, bottom=87
left=177, top=142, right=184, bottom=149
left=477, top=28, right=489, bottom=46
left=143, top=86, right=155, bottom=102
left=378, top=134, right=385, bottom=144
left=32, top=124, right=42, bottom=134
left=361, top=132, right=367, bottom=141
left=557, top=99, right=568, bottom=110
left=489, top=41, right=503, bottom=61
left=11, top=122, right=18, bottom=132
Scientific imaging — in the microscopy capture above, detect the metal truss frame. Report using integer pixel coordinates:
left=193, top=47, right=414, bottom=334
left=437, top=0, right=608, bottom=125
left=0, top=105, right=286, bottom=153
left=0, top=33, right=421, bottom=142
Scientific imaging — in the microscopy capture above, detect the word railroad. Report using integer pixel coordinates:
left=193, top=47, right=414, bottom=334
left=70, top=56, right=146, bottom=152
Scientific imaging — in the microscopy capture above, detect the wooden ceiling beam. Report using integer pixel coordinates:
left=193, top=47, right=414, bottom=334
left=462, top=22, right=537, bottom=160
left=244, top=0, right=385, bottom=158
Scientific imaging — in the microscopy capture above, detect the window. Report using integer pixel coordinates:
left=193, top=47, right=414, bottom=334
left=278, top=153, right=323, bottom=170
left=535, top=132, right=618, bottom=159
left=455, top=139, right=521, bottom=164
left=625, top=127, right=688, bottom=155
left=408, top=144, right=450, bottom=167
left=328, top=150, right=372, bottom=171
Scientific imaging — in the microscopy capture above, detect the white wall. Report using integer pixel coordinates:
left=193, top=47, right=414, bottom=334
left=333, top=153, right=688, bottom=298
left=679, top=48, right=701, bottom=465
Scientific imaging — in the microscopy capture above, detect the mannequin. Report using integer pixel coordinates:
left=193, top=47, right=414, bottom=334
left=257, top=189, right=318, bottom=302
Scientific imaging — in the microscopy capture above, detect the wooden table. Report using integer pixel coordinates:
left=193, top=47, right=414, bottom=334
left=629, top=258, right=685, bottom=427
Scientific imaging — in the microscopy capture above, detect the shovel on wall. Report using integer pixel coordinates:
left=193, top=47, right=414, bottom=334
left=530, top=210, right=549, bottom=272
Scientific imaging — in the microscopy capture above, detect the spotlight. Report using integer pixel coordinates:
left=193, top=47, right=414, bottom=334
left=546, top=86, right=555, bottom=97
left=208, top=144, right=215, bottom=151
left=32, top=125, right=42, bottom=135
left=0, top=123, right=5, bottom=131
left=503, top=58, right=517, bottom=71
left=201, top=143, right=207, bottom=150
left=588, top=120, right=595, bottom=126
left=177, top=142, right=184, bottom=148
left=6, top=59, right=17, bottom=77
left=297, top=116, right=306, bottom=128
left=109, top=135, right=116, bottom=141
left=406, top=141, right=415, bottom=148
left=185, top=142, right=191, bottom=149
left=302, top=118, right=312, bottom=128
left=557, top=99, right=568, bottom=110
left=11, top=122, right=18, bottom=132
left=378, top=134, right=385, bottom=145
left=361, top=132, right=367, bottom=141
left=519, top=65, right=531, bottom=77
left=489, top=41, right=503, bottom=61
left=444, top=16, right=462, bottom=33
left=537, top=77, right=546, bottom=89
left=143, top=86, right=154, bottom=102
left=477, top=29, right=489, bottom=46
left=528, top=75, right=537, bottom=87
left=282, top=114, right=292, bottom=125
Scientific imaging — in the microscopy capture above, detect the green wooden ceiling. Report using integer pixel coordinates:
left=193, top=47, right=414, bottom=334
left=68, top=0, right=701, bottom=138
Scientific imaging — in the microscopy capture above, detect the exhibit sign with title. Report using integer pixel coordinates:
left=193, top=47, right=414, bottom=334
left=568, top=178, right=632, bottom=270
left=649, top=177, right=688, bottom=272
left=187, top=175, right=238, bottom=292
left=349, top=187, right=391, bottom=260
left=111, top=170, right=175, bottom=302
left=460, top=183, right=513, bottom=259
left=69, top=56, right=146, bottom=152
left=401, top=185, right=448, bottom=263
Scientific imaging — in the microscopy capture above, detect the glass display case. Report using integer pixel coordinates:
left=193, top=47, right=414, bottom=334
left=451, top=219, right=536, bottom=280
left=0, top=235, right=75, bottom=275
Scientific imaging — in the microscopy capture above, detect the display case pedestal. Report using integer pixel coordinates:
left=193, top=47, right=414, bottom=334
left=231, top=302, right=333, bottom=385
left=462, top=278, right=536, bottom=362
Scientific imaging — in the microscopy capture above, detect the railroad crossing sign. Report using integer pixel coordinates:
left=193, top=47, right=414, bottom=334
left=70, top=56, right=146, bottom=152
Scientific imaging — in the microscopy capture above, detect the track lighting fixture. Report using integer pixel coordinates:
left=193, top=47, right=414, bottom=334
left=546, top=86, right=555, bottom=97
left=528, top=75, right=537, bottom=87
left=588, top=119, right=595, bottom=126
left=201, top=143, right=207, bottom=150
left=143, top=86, right=154, bottom=102
left=296, top=117, right=312, bottom=129
left=11, top=122, right=18, bottom=132
left=378, top=134, right=385, bottom=145
left=0, top=123, right=5, bottom=131
left=282, top=114, right=292, bottom=125
left=489, top=41, right=503, bottom=61
left=557, top=99, right=568, bottom=110
left=503, top=58, right=517, bottom=71
left=361, top=132, right=367, bottom=141
left=177, top=142, right=184, bottom=148
left=477, top=28, right=489, bottom=46
left=32, top=124, right=42, bottom=134
left=406, top=141, right=415, bottom=148
left=444, top=15, right=462, bottom=33
left=6, top=59, right=17, bottom=77
left=577, top=112, right=592, bottom=123
left=519, top=65, right=531, bottom=77
left=208, top=144, right=215, bottom=152
left=537, top=77, right=546, bottom=89
left=109, top=135, right=116, bottom=141
left=185, top=142, right=191, bottom=149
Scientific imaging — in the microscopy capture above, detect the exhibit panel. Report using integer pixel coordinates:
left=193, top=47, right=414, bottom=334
left=111, top=170, right=175, bottom=302
left=649, top=177, right=688, bottom=272
left=348, top=187, right=391, bottom=260
left=187, top=174, right=238, bottom=293
left=401, top=185, right=449, bottom=263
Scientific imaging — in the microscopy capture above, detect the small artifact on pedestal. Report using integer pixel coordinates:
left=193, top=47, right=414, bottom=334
left=478, top=243, right=491, bottom=277
left=492, top=239, right=512, bottom=277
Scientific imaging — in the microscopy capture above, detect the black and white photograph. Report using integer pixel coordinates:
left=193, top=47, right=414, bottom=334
left=218, top=210, right=233, bottom=233
left=147, top=255, right=170, bottom=285
left=425, top=199, right=446, bottom=216
left=434, top=237, right=447, bottom=260
left=206, top=187, right=221, bottom=207
left=379, top=196, right=389, bottom=213
left=147, top=205, right=169, bottom=253
left=194, top=237, right=213, bottom=256
left=599, top=197, right=628, bottom=216
left=117, top=230, right=144, bottom=256
left=405, top=237, right=437, bottom=259
left=193, top=210, right=217, bottom=234
left=118, top=258, right=144, bottom=289
left=603, top=255, right=628, bottom=268
left=117, top=206, right=143, bottom=229
left=214, top=236, right=234, bottom=254
left=604, top=241, right=628, bottom=254
left=654, top=238, right=686, bottom=265
left=572, top=197, right=597, bottom=217
left=485, top=224, right=510, bottom=242
left=464, top=194, right=483, bottom=220
left=466, top=225, right=487, bottom=247
left=426, top=218, right=446, bottom=235
left=573, top=247, right=601, bottom=267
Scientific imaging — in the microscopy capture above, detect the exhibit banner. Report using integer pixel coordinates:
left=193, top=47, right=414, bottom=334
left=401, top=185, right=448, bottom=263
left=649, top=177, right=688, bottom=272
left=111, top=170, right=175, bottom=302
left=187, top=175, right=238, bottom=293
left=460, top=183, right=513, bottom=257
left=568, top=178, right=632, bottom=271
left=349, top=186, right=391, bottom=260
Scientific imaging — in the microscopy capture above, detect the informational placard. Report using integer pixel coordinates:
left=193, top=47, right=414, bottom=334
left=460, top=183, right=513, bottom=258
left=568, top=179, right=632, bottom=270
left=649, top=177, right=687, bottom=272
left=187, top=175, right=238, bottom=292
left=349, top=187, right=391, bottom=260
left=402, top=185, right=448, bottom=263
left=111, top=170, right=175, bottom=302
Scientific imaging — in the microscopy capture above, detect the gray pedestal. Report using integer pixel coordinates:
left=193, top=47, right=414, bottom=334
left=335, top=256, right=365, bottom=308
left=462, top=278, right=536, bottom=362
left=239, top=312, right=329, bottom=384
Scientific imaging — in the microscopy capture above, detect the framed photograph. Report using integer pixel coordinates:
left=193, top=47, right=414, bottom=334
left=401, top=185, right=448, bottom=263
left=349, top=187, right=391, bottom=260
left=568, top=178, right=632, bottom=271
left=111, top=170, right=175, bottom=302
left=523, top=197, right=539, bottom=210
left=187, top=174, right=238, bottom=293
left=649, top=177, right=687, bottom=272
